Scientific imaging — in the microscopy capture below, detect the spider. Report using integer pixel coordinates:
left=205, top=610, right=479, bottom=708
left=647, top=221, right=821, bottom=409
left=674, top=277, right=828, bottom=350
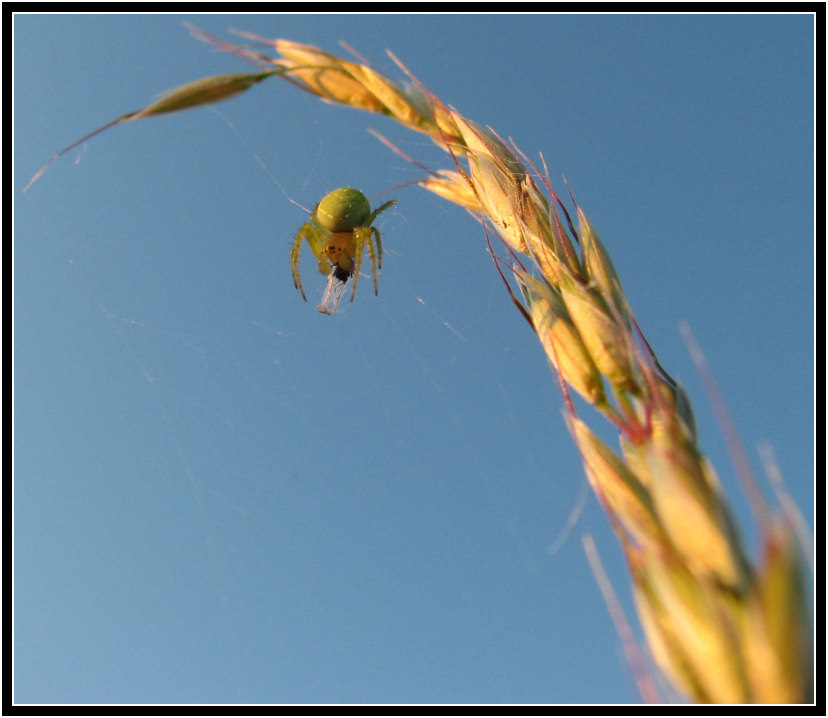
left=290, top=187, right=396, bottom=314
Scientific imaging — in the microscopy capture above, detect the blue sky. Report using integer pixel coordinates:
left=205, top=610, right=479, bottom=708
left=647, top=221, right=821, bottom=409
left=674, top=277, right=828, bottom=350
left=14, top=13, right=815, bottom=705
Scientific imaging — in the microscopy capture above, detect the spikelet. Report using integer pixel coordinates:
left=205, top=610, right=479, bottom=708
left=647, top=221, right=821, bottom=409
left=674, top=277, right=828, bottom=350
left=24, top=71, right=279, bottom=192
left=523, top=274, right=605, bottom=405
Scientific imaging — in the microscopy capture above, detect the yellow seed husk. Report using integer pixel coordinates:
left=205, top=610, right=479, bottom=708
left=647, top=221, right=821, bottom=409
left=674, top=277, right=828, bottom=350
left=622, top=385, right=698, bottom=490
left=654, top=377, right=698, bottom=443
left=349, top=64, right=424, bottom=127
left=419, top=170, right=483, bottom=214
left=567, top=416, right=663, bottom=547
left=470, top=154, right=529, bottom=254
left=401, top=82, right=463, bottom=141
left=273, top=40, right=386, bottom=112
left=448, top=113, right=537, bottom=254
left=131, top=72, right=275, bottom=118
left=558, top=273, right=638, bottom=392
left=740, top=518, right=812, bottom=703
left=631, top=556, right=707, bottom=701
left=635, top=549, right=751, bottom=703
left=644, top=434, right=745, bottom=589
left=577, top=206, right=624, bottom=311
left=453, top=114, right=526, bottom=177
left=515, top=179, right=579, bottom=285
left=619, top=434, right=652, bottom=490
left=524, top=276, right=605, bottom=404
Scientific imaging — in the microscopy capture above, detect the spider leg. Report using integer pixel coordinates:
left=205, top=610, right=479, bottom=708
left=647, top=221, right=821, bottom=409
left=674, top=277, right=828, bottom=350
left=291, top=223, right=328, bottom=301
left=364, top=199, right=397, bottom=226
left=350, top=229, right=366, bottom=302
left=347, top=227, right=382, bottom=301
left=290, top=224, right=310, bottom=301
left=367, top=228, right=381, bottom=296
left=372, top=227, right=383, bottom=270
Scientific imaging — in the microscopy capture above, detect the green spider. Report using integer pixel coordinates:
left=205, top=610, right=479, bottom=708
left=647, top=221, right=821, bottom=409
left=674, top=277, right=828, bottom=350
left=290, top=187, right=396, bottom=314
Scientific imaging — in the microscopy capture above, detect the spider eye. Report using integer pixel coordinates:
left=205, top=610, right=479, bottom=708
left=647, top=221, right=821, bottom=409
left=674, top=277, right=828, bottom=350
left=315, top=187, right=371, bottom=232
